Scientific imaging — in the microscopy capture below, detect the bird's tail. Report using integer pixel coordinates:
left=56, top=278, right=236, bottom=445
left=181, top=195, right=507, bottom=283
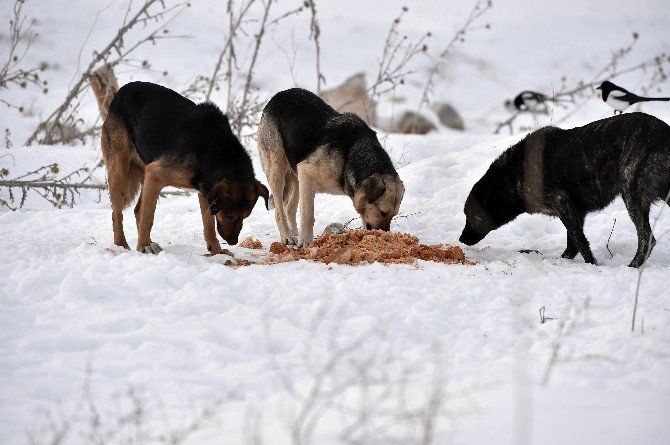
left=640, top=97, right=670, bottom=102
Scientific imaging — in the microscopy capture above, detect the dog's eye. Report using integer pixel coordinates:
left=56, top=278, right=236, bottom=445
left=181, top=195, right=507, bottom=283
left=380, top=211, right=389, bottom=218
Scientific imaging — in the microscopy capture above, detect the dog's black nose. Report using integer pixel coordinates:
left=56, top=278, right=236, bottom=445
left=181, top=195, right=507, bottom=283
left=366, top=223, right=372, bottom=230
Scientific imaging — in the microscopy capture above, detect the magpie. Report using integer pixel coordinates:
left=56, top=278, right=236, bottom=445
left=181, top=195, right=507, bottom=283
left=596, top=81, right=670, bottom=115
left=512, top=91, right=549, bottom=111
left=508, top=90, right=570, bottom=113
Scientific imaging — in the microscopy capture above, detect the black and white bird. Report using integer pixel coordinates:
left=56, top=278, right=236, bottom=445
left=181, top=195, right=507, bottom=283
left=596, top=81, right=670, bottom=115
left=508, top=90, right=570, bottom=113
left=512, top=91, right=549, bottom=112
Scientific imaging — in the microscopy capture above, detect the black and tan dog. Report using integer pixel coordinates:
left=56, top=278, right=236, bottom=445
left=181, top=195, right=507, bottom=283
left=460, top=112, right=670, bottom=267
left=257, top=88, right=404, bottom=247
left=101, top=81, right=269, bottom=254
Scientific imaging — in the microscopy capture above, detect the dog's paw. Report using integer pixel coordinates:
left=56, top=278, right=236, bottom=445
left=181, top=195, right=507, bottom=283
left=280, top=233, right=297, bottom=246
left=296, top=236, right=313, bottom=248
left=114, top=239, right=130, bottom=250
left=205, top=246, right=235, bottom=257
left=139, top=242, right=162, bottom=254
left=560, top=248, right=578, bottom=259
left=583, top=256, right=598, bottom=266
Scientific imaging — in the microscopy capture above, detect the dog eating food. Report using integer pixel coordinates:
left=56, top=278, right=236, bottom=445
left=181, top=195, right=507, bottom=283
left=102, top=81, right=269, bottom=255
left=460, top=112, right=670, bottom=267
left=257, top=88, right=405, bottom=248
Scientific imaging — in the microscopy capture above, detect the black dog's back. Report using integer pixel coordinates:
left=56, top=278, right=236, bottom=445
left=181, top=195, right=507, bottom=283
left=107, top=81, right=253, bottom=181
left=539, top=113, right=670, bottom=210
left=107, top=82, right=194, bottom=163
left=262, top=88, right=337, bottom=170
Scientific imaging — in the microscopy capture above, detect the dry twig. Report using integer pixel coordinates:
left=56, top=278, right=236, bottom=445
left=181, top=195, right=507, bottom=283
left=0, top=0, right=48, bottom=111
left=306, top=0, right=325, bottom=94
left=25, top=0, right=189, bottom=145
left=416, top=0, right=492, bottom=114
left=0, top=163, right=190, bottom=210
left=367, top=7, right=431, bottom=113
left=185, top=0, right=305, bottom=140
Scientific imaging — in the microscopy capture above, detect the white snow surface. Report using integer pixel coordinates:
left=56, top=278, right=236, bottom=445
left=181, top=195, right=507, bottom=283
left=1, top=0, right=670, bottom=444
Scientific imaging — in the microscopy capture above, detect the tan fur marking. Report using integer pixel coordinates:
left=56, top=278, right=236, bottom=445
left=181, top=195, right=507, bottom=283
left=353, top=173, right=404, bottom=231
left=298, top=146, right=346, bottom=195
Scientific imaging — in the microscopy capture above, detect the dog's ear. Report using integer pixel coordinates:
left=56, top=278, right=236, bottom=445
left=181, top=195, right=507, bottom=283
left=209, top=179, right=232, bottom=214
left=209, top=198, right=220, bottom=215
left=363, top=176, right=386, bottom=204
left=254, top=180, right=270, bottom=210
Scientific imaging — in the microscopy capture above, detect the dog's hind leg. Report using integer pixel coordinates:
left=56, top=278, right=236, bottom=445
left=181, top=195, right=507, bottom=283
left=135, top=162, right=165, bottom=254
left=101, top=115, right=141, bottom=249
left=552, top=192, right=597, bottom=264
left=269, top=166, right=296, bottom=245
left=561, top=213, right=585, bottom=259
left=284, top=171, right=299, bottom=236
left=257, top=116, right=295, bottom=245
left=622, top=190, right=655, bottom=268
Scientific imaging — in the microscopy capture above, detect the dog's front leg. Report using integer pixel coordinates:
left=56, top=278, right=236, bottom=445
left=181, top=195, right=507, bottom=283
left=198, top=194, right=234, bottom=257
left=297, top=171, right=316, bottom=248
left=553, top=193, right=596, bottom=265
left=136, top=163, right=164, bottom=254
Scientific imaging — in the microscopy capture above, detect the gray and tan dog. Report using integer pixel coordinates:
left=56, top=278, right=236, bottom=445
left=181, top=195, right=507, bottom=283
left=258, top=88, right=404, bottom=247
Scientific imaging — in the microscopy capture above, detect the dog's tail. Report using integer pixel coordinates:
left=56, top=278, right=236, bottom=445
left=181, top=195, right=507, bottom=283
left=90, top=65, right=119, bottom=122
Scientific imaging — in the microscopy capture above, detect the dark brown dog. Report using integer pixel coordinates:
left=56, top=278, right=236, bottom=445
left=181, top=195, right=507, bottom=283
left=101, top=81, right=268, bottom=255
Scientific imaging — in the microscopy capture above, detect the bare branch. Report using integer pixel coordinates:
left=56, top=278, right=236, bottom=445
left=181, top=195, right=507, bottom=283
left=0, top=0, right=49, bottom=109
left=0, top=163, right=191, bottom=210
left=416, top=0, right=492, bottom=113
left=26, top=0, right=189, bottom=145
left=306, top=0, right=325, bottom=93
left=200, top=0, right=256, bottom=102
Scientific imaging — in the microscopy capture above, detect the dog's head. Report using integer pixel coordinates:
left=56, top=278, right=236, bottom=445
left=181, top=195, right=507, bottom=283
left=352, top=173, right=404, bottom=231
left=459, top=169, right=523, bottom=245
left=208, top=179, right=269, bottom=245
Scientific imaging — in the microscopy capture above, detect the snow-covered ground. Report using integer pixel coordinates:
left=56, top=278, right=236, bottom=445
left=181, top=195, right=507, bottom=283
left=1, top=0, right=670, bottom=444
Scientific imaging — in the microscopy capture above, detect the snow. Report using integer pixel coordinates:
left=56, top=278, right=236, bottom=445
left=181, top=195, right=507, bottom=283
left=1, top=0, right=670, bottom=444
